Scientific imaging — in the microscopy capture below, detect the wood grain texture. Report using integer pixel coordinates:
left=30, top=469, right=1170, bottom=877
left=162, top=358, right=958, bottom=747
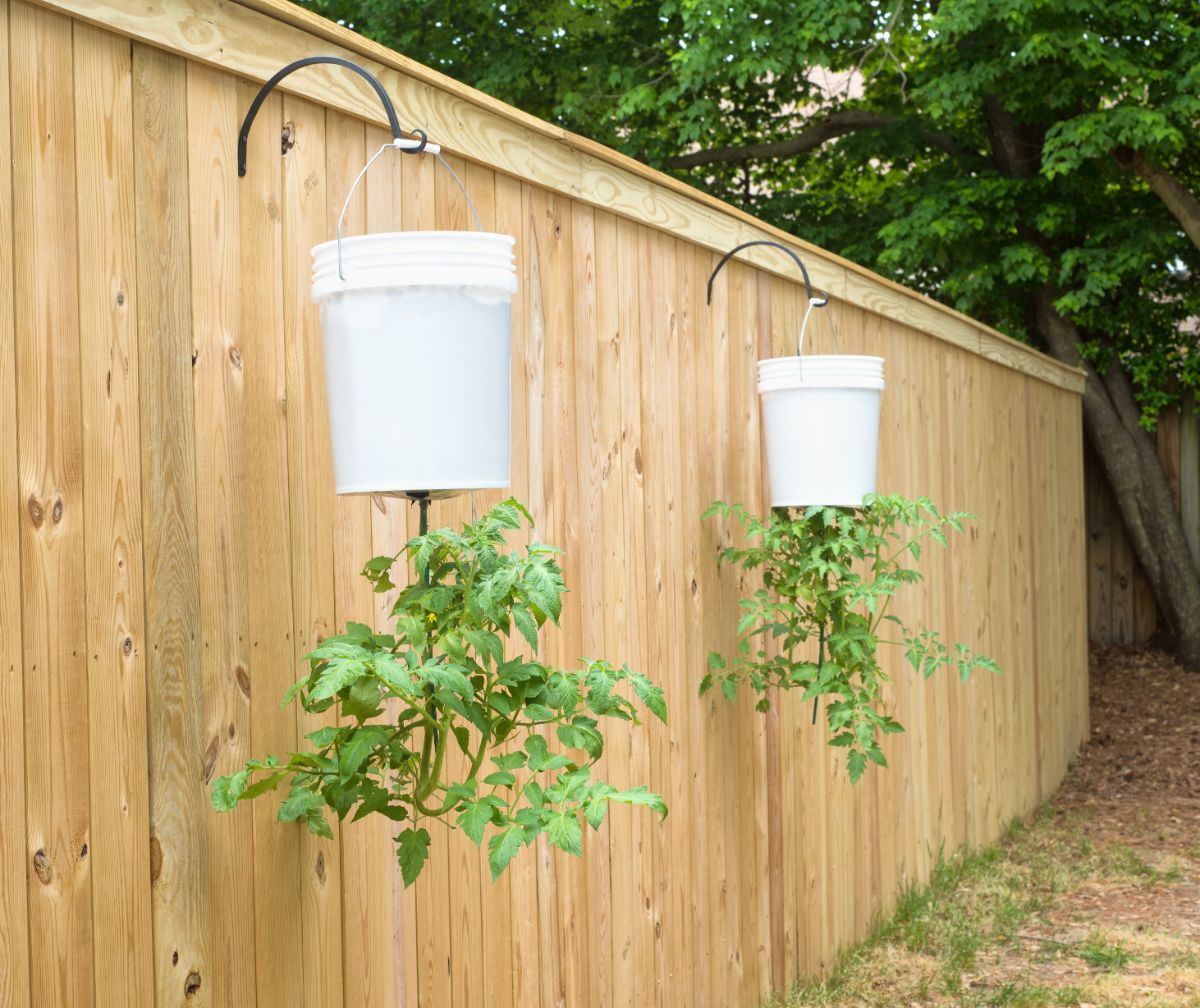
left=185, top=59, right=259, bottom=1007
left=132, top=40, right=212, bottom=1008
left=0, top=2, right=32, bottom=1004
left=234, top=78, right=307, bottom=1008
left=11, top=5, right=92, bottom=1005
left=280, top=93, right=345, bottom=1008
left=73, top=23, right=154, bottom=1008
left=1, top=6, right=1091, bottom=1006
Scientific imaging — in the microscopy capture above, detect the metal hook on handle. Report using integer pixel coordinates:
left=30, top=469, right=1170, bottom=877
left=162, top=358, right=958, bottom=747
left=237, top=56, right=430, bottom=177
left=797, top=292, right=840, bottom=357
left=706, top=239, right=831, bottom=356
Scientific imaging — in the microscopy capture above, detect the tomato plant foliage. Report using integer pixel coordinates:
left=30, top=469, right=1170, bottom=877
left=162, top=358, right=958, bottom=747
left=212, top=499, right=666, bottom=885
left=704, top=495, right=999, bottom=782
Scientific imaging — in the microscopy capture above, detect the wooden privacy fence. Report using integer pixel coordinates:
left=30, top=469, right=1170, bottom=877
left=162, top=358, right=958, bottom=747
left=1085, top=394, right=1200, bottom=645
left=0, top=1, right=1089, bottom=1006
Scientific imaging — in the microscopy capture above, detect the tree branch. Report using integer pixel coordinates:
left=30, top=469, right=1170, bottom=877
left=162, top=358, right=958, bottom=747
left=666, top=109, right=968, bottom=169
left=1114, top=147, right=1200, bottom=252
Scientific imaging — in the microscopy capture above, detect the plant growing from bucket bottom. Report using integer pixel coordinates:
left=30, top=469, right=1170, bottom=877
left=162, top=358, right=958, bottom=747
left=702, top=495, right=999, bottom=782
left=212, top=499, right=667, bottom=885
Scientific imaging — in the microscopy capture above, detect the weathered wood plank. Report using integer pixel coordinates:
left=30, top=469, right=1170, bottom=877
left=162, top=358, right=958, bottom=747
left=12, top=5, right=92, bottom=1005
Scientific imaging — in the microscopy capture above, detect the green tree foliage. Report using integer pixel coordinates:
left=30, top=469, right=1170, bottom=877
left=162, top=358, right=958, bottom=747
left=212, top=499, right=666, bottom=885
left=301, top=0, right=1200, bottom=665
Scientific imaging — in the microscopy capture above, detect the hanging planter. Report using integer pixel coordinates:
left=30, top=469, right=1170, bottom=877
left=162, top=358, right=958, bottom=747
left=240, top=57, right=517, bottom=499
left=312, top=228, right=516, bottom=496
left=708, top=241, right=884, bottom=508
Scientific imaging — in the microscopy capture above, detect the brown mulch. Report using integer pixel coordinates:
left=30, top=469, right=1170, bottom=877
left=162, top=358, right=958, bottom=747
left=1056, top=645, right=1200, bottom=853
left=979, top=646, right=1200, bottom=1006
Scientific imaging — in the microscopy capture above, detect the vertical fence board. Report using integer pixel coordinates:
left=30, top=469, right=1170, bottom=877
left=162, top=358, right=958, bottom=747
left=681, top=240, right=715, bottom=1005
left=0, top=1, right=32, bottom=1004
left=501, top=173, right=537, bottom=1008
left=611, top=213, right=656, bottom=1006
left=11, top=6, right=92, bottom=1005
left=185, top=60, right=259, bottom=1007
left=73, top=23, right=153, bottom=1008
left=570, top=197, right=616, bottom=1008
left=232, top=78, right=308, bottom=1008
left=132, top=39, right=211, bottom=1008
left=280, top=94, right=345, bottom=1008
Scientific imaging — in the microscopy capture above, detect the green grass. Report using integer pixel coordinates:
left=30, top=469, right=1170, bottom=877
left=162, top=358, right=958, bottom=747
left=1074, top=935, right=1132, bottom=971
left=763, top=803, right=1195, bottom=1008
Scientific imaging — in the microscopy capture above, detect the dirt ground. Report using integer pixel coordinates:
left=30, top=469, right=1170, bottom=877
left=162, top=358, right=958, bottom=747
left=784, top=645, right=1200, bottom=1008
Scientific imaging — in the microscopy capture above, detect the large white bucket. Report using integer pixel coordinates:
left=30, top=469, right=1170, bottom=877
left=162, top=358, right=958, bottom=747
left=312, top=231, right=517, bottom=497
left=757, top=355, right=885, bottom=507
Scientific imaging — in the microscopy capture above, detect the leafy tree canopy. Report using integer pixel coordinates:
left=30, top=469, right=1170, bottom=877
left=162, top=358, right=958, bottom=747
left=303, top=0, right=1199, bottom=419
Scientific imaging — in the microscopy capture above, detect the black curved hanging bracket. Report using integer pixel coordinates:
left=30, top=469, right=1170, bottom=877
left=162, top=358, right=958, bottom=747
left=706, top=239, right=830, bottom=307
left=237, top=56, right=429, bottom=177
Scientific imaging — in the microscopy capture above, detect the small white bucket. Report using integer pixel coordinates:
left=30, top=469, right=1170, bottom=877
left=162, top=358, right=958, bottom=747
left=312, top=231, right=517, bottom=496
left=757, top=355, right=885, bottom=507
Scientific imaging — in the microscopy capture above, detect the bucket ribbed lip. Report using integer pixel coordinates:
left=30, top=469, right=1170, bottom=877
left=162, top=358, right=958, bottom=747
left=312, top=230, right=517, bottom=300
left=758, top=354, right=885, bottom=391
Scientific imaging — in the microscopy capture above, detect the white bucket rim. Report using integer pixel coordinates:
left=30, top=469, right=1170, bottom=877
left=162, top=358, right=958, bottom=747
left=757, top=354, right=885, bottom=391
left=312, top=230, right=517, bottom=300
left=313, top=230, right=516, bottom=253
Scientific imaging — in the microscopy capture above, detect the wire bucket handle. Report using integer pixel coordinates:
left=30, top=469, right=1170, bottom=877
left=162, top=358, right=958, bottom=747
left=334, top=141, right=484, bottom=281
left=706, top=240, right=838, bottom=355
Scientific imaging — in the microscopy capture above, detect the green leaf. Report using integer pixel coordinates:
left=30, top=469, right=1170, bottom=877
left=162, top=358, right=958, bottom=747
left=545, top=809, right=583, bottom=856
left=629, top=673, right=667, bottom=723
left=611, top=786, right=668, bottom=817
left=512, top=606, right=540, bottom=653
left=492, top=751, right=528, bottom=771
left=277, top=785, right=321, bottom=823
left=337, top=726, right=390, bottom=779
left=396, top=827, right=431, bottom=887
left=371, top=653, right=417, bottom=699
left=310, top=654, right=370, bottom=702
left=415, top=660, right=473, bottom=698
left=488, top=826, right=524, bottom=879
left=457, top=799, right=497, bottom=846
left=483, top=770, right=516, bottom=787
left=211, top=768, right=251, bottom=811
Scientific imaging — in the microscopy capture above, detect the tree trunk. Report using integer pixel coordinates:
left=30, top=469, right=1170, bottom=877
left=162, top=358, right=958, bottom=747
left=1035, top=287, right=1200, bottom=670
